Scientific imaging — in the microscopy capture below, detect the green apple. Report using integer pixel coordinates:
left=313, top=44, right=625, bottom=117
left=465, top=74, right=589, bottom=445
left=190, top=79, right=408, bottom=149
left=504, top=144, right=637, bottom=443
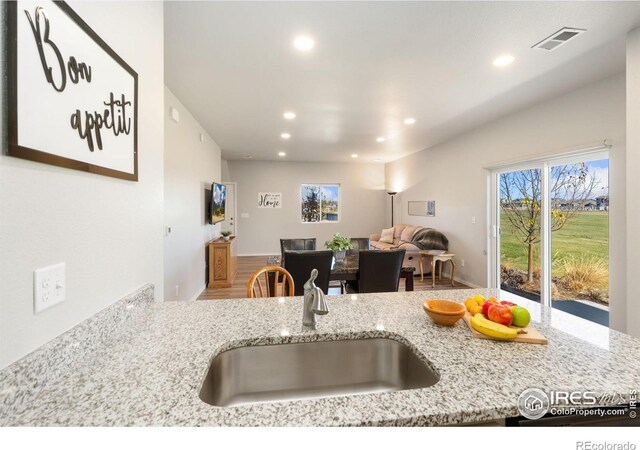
left=511, top=306, right=531, bottom=327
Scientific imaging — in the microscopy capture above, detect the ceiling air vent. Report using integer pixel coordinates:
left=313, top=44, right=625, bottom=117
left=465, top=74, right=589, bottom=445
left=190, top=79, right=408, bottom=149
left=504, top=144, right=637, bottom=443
left=532, top=27, right=586, bottom=51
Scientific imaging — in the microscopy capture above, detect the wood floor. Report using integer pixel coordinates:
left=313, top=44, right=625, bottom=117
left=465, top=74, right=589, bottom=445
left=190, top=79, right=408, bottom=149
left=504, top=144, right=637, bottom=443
left=198, top=255, right=470, bottom=300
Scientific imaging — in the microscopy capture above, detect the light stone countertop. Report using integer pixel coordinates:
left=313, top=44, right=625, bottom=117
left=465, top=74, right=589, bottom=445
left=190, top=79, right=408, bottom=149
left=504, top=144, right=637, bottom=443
left=1, top=284, right=639, bottom=426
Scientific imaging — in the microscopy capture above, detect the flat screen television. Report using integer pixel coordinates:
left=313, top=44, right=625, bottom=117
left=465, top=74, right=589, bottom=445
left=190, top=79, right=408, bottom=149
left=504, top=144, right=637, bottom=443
left=210, top=182, right=227, bottom=225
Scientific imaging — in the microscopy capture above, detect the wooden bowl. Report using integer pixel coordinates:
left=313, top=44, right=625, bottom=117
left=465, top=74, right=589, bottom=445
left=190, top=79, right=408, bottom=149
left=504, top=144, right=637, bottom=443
left=423, top=300, right=466, bottom=326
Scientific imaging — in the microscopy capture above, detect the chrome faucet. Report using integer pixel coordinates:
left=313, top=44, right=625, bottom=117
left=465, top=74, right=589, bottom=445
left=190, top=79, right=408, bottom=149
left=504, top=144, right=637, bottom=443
left=302, top=269, right=329, bottom=330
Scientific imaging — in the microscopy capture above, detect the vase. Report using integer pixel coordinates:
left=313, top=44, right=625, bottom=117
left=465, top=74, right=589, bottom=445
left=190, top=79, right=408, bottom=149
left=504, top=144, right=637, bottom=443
left=223, top=236, right=230, bottom=242
left=334, top=250, right=346, bottom=263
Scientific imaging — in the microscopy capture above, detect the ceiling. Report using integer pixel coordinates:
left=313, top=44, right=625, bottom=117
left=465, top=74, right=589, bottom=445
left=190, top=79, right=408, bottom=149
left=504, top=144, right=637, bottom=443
left=164, top=1, right=640, bottom=163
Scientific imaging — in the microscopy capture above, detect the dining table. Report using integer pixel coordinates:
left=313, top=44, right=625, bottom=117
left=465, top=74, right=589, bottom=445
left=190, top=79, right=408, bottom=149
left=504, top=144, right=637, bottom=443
left=329, top=252, right=415, bottom=292
left=268, top=252, right=415, bottom=292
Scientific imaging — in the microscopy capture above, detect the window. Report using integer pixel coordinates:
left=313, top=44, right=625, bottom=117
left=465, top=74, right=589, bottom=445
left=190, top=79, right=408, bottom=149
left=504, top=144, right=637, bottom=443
left=300, top=184, right=340, bottom=223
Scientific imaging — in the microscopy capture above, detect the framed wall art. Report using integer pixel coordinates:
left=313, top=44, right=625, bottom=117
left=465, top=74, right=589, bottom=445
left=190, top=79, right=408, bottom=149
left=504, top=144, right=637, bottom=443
left=258, top=192, right=282, bottom=208
left=7, top=0, right=139, bottom=181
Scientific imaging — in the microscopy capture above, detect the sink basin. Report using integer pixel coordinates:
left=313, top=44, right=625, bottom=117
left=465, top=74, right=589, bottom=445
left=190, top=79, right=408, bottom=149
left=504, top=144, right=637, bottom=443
left=199, top=337, right=440, bottom=407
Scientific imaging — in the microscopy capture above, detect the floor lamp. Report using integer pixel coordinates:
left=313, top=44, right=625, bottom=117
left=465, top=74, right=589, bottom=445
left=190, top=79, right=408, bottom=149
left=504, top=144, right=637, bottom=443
left=387, top=192, right=397, bottom=226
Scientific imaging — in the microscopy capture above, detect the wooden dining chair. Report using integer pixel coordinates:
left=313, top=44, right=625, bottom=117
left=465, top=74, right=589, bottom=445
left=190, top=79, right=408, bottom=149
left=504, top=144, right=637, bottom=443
left=247, top=266, right=295, bottom=298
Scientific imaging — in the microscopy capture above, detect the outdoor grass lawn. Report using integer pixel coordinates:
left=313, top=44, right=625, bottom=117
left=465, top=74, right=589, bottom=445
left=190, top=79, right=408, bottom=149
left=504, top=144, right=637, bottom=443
left=500, top=211, right=609, bottom=276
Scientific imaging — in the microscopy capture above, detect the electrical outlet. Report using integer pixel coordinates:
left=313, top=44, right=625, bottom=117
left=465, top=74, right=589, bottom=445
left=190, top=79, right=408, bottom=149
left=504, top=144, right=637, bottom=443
left=175, top=285, right=180, bottom=298
left=34, top=263, right=66, bottom=314
left=471, top=216, right=476, bottom=224
left=461, top=259, right=466, bottom=267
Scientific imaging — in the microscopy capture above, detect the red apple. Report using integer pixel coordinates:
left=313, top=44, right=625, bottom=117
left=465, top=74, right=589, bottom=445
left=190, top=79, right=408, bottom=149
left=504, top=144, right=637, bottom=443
left=482, top=298, right=499, bottom=317
left=500, top=301, right=517, bottom=307
left=487, top=304, right=514, bottom=327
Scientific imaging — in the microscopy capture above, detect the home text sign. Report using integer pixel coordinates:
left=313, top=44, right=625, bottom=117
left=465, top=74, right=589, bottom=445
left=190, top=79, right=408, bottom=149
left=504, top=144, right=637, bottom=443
left=8, top=0, right=139, bottom=181
left=258, top=192, right=282, bottom=208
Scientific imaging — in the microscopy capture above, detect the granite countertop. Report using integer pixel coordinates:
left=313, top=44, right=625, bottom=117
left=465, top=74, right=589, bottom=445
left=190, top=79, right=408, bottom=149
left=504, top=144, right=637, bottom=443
left=1, top=285, right=639, bottom=426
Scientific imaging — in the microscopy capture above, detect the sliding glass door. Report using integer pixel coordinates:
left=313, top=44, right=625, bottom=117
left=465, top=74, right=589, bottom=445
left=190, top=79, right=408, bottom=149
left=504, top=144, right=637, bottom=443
left=549, top=158, right=609, bottom=324
left=491, top=150, right=609, bottom=325
left=499, top=167, right=542, bottom=303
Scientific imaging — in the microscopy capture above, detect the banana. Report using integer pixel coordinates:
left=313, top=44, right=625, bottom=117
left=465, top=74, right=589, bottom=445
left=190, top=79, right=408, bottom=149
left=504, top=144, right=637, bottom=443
left=470, top=313, right=518, bottom=340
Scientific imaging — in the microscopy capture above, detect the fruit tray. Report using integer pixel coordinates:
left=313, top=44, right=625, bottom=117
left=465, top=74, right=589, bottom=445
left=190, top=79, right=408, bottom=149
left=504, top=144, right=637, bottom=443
left=462, top=312, right=548, bottom=345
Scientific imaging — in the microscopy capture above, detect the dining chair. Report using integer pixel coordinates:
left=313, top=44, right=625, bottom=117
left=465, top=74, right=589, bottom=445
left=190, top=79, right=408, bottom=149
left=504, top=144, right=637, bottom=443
left=357, top=249, right=406, bottom=294
left=344, top=237, right=370, bottom=292
left=280, top=238, right=316, bottom=266
left=283, top=250, right=333, bottom=296
left=247, top=266, right=295, bottom=298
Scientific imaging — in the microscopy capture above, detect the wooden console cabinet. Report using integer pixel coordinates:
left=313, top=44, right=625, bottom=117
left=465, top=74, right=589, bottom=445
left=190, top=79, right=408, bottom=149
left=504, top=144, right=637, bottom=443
left=208, top=237, right=237, bottom=288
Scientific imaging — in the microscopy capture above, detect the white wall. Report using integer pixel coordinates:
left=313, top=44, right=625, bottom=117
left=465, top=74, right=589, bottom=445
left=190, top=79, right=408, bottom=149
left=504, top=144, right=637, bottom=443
left=0, top=1, right=164, bottom=368
left=226, top=161, right=387, bottom=255
left=221, top=159, right=230, bottom=182
left=626, top=28, right=640, bottom=338
left=386, top=74, right=628, bottom=332
left=164, top=87, right=222, bottom=301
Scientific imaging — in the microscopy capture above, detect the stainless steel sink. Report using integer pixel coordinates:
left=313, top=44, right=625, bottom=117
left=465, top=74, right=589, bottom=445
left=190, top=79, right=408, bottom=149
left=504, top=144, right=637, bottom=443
left=199, top=338, right=440, bottom=407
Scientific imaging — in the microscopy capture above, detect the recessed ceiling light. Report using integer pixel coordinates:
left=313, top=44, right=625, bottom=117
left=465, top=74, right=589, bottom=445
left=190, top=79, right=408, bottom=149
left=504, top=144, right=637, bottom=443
left=243, top=155, right=253, bottom=159
left=293, top=35, right=315, bottom=52
left=278, top=151, right=286, bottom=157
left=374, top=158, right=382, bottom=162
left=281, top=133, right=291, bottom=139
left=493, top=54, right=515, bottom=67
left=283, top=111, right=296, bottom=120
left=376, top=137, right=386, bottom=143
left=351, top=154, right=358, bottom=158
left=404, top=118, right=416, bottom=125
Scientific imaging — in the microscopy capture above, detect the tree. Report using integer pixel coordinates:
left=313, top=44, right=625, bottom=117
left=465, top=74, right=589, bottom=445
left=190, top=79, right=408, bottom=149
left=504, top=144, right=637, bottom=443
left=500, top=163, right=599, bottom=282
left=301, top=185, right=321, bottom=222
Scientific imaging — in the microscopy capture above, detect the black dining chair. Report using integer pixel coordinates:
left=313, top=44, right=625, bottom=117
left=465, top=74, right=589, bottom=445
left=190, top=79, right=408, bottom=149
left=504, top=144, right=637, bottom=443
left=357, top=249, right=406, bottom=294
left=280, top=238, right=316, bottom=266
left=344, top=238, right=370, bottom=292
left=283, top=250, right=333, bottom=296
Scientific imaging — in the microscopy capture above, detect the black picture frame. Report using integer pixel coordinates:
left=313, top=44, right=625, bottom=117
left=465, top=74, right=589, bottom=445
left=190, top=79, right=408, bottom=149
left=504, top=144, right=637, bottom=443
left=7, top=0, right=139, bottom=181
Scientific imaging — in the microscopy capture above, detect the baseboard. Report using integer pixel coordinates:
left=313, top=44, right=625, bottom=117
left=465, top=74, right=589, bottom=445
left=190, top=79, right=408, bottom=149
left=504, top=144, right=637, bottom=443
left=454, top=276, right=482, bottom=289
left=432, top=270, right=482, bottom=289
left=189, top=285, right=206, bottom=302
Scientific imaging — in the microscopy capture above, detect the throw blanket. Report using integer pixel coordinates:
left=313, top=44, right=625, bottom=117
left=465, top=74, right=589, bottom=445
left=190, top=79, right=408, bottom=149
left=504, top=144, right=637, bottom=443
left=411, top=228, right=448, bottom=251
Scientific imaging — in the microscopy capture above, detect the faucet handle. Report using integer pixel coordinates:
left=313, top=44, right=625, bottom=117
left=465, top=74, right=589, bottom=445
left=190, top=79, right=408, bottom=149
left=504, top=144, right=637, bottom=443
left=311, top=286, right=329, bottom=315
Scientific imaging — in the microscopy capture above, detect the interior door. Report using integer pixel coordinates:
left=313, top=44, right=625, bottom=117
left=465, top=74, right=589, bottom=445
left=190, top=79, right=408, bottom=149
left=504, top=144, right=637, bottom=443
left=220, top=182, right=236, bottom=235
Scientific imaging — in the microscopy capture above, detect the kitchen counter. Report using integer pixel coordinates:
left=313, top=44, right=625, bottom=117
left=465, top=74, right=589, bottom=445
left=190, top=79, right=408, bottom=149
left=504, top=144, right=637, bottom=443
left=1, top=284, right=639, bottom=426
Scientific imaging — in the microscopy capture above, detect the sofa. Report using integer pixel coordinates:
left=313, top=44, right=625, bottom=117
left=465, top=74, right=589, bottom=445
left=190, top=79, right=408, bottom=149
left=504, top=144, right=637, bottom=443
left=369, top=224, right=448, bottom=274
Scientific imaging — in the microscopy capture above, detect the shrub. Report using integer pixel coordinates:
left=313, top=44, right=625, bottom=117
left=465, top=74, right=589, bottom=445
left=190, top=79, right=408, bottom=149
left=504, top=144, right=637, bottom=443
left=558, top=255, right=608, bottom=292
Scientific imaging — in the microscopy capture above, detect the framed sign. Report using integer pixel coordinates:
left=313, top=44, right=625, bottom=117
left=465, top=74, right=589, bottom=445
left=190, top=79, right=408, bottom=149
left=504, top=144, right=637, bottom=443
left=258, top=192, right=282, bottom=208
left=7, top=0, right=139, bottom=181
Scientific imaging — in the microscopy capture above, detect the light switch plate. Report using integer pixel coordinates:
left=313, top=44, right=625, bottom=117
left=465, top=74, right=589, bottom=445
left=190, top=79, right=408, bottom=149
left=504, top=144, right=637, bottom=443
left=240, top=212, right=250, bottom=219
left=34, top=263, right=66, bottom=314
